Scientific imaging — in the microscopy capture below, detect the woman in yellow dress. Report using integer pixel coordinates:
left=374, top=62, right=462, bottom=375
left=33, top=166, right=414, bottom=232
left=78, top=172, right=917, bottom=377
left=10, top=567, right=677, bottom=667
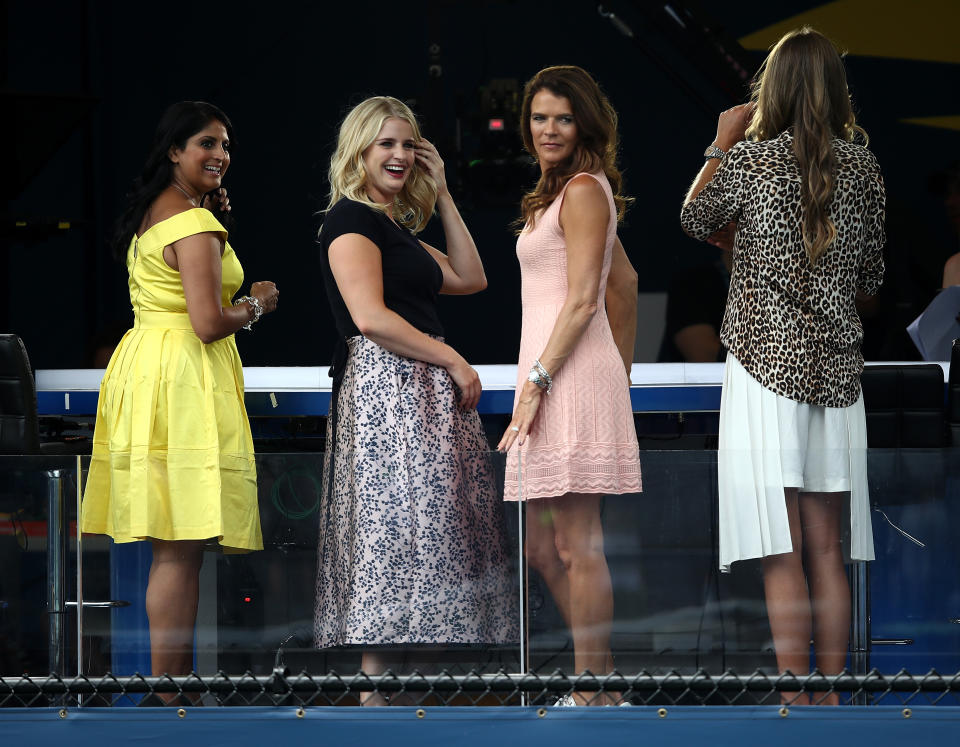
left=81, top=101, right=279, bottom=680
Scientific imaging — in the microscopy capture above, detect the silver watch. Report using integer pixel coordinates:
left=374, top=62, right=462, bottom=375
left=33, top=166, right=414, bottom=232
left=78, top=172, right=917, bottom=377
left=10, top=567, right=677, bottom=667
left=527, top=359, right=553, bottom=394
left=527, top=367, right=548, bottom=390
left=703, top=144, right=725, bottom=160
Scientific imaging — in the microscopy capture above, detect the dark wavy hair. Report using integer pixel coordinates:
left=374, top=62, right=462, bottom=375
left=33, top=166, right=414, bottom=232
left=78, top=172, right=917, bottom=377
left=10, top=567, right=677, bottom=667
left=111, top=101, right=236, bottom=260
left=518, top=65, right=631, bottom=230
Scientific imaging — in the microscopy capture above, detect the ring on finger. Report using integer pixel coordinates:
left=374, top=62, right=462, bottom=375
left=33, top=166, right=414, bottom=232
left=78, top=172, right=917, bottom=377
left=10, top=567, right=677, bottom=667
left=511, top=426, right=520, bottom=432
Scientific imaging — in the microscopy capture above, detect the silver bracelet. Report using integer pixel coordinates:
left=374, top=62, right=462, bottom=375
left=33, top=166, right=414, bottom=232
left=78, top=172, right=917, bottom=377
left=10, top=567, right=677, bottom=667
left=234, top=295, right=263, bottom=330
left=527, top=358, right=553, bottom=394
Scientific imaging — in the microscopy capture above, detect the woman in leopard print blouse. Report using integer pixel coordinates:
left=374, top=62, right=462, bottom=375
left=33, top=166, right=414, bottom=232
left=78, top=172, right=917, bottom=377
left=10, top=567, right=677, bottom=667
left=680, top=27, right=885, bottom=704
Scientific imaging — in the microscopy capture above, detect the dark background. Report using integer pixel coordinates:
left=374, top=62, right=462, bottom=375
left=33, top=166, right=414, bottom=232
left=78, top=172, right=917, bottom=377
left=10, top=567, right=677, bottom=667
left=3, top=0, right=958, bottom=369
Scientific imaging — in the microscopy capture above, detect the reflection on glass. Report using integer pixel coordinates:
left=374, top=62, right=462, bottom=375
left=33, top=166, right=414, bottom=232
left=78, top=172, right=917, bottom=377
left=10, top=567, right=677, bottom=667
left=524, top=449, right=960, bottom=705
left=0, top=456, right=80, bottom=679
left=0, top=447, right=946, bottom=706
left=868, top=449, right=960, bottom=695
left=314, top=448, right=519, bottom=705
left=72, top=452, right=519, bottom=704
left=525, top=452, right=734, bottom=702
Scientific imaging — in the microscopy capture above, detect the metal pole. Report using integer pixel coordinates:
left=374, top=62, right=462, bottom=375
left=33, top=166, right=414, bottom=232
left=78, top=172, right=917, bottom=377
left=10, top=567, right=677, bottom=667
left=76, top=455, right=84, bottom=678
left=516, top=447, right=528, bottom=706
left=850, top=560, right=870, bottom=704
left=46, top=468, right=67, bottom=676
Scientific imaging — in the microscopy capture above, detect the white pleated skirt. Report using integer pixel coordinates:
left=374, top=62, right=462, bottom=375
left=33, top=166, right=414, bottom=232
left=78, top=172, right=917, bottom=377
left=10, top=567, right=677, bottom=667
left=718, top=353, right=874, bottom=573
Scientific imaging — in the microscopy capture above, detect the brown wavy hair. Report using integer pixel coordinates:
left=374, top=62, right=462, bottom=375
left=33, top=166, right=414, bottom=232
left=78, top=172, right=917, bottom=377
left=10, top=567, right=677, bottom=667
left=518, top=65, right=631, bottom=230
left=745, top=27, right=867, bottom=265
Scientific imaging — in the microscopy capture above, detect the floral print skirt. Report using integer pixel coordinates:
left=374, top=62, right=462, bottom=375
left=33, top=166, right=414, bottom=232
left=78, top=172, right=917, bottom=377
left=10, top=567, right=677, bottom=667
left=313, top=336, right=518, bottom=646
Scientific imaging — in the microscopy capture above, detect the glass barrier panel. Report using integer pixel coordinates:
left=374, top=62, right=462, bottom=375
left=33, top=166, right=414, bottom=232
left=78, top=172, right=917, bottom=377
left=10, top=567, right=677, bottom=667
left=868, top=448, right=960, bottom=695
left=520, top=448, right=960, bottom=706
left=66, top=445, right=960, bottom=705
left=308, top=448, right=520, bottom=705
left=0, top=454, right=81, bottom=681
left=520, top=449, right=771, bottom=704
left=77, top=450, right=521, bottom=705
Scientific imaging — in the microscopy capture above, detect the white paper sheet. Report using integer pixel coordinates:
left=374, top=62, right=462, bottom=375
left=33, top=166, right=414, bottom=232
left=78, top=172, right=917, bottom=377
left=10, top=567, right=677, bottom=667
left=907, top=285, right=960, bottom=361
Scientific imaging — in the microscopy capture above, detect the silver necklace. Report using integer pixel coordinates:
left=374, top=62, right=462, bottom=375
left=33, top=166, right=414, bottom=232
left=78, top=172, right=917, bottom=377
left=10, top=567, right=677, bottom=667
left=171, top=182, right=198, bottom=205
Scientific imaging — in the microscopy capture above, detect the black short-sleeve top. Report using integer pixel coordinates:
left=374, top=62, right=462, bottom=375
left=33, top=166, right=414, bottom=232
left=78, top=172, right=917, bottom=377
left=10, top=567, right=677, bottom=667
left=319, top=198, right=444, bottom=339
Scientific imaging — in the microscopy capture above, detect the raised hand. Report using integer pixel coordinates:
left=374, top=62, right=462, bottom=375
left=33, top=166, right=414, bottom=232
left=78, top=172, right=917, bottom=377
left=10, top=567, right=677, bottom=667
left=202, top=187, right=231, bottom=214
left=414, top=138, right=448, bottom=196
left=250, top=281, right=279, bottom=314
left=715, top=103, right=755, bottom=151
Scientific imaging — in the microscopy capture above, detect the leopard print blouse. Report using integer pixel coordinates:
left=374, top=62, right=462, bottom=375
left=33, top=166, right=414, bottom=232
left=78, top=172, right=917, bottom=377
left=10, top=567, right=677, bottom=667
left=680, top=130, right=885, bottom=408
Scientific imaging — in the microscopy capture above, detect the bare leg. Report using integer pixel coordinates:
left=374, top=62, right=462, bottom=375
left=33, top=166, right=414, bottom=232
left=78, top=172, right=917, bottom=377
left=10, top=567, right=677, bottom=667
left=524, top=501, right=572, bottom=627
left=360, top=650, right=406, bottom=706
left=761, top=488, right=811, bottom=705
left=525, top=498, right=617, bottom=697
left=146, top=540, right=205, bottom=702
left=549, top=493, right=614, bottom=705
left=800, top=491, right=848, bottom=706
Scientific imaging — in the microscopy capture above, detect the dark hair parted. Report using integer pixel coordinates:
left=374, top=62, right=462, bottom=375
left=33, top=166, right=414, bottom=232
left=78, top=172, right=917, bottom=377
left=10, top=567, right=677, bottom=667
left=111, top=101, right=236, bottom=260
left=745, top=27, right=866, bottom=265
left=518, top=65, right=631, bottom=230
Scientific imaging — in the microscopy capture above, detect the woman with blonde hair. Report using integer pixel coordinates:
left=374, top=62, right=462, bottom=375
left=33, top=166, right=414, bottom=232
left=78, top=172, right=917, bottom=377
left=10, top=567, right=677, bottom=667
left=314, top=96, right=515, bottom=698
left=681, top=28, right=885, bottom=703
left=497, top=66, right=641, bottom=705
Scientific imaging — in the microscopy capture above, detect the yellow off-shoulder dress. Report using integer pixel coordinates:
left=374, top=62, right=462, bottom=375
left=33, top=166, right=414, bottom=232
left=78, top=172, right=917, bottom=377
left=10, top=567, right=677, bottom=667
left=81, top=208, right=262, bottom=551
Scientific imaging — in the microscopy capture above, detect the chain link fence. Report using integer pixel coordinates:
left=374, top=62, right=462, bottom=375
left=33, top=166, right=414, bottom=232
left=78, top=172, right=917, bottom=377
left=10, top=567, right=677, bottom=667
left=2, top=669, right=959, bottom=708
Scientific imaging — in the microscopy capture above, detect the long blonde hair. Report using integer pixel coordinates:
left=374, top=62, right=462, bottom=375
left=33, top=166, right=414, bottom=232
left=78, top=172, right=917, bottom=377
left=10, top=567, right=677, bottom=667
left=327, top=96, right=437, bottom=233
left=518, top=66, right=631, bottom=230
left=746, top=27, right=867, bottom=265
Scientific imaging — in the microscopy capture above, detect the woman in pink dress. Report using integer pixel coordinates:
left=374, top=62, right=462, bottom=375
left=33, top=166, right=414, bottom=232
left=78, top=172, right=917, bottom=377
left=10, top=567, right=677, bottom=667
left=498, top=66, right=642, bottom=704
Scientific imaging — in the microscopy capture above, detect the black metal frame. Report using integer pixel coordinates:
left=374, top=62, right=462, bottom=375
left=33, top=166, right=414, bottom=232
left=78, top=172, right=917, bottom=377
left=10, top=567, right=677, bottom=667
left=3, top=669, right=959, bottom=708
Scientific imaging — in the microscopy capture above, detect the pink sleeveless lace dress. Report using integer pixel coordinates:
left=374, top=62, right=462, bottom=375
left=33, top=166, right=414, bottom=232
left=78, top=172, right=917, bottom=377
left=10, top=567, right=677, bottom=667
left=504, top=172, right=642, bottom=501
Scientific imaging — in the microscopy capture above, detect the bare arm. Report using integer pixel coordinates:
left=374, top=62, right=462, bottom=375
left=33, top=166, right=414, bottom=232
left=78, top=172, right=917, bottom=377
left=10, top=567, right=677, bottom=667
left=173, top=232, right=278, bottom=344
left=684, top=158, right=724, bottom=206
left=498, top=175, right=608, bottom=451
left=605, top=236, right=638, bottom=377
left=534, top=176, right=608, bottom=376
left=328, top=232, right=481, bottom=409
left=415, top=138, right=487, bottom=294
left=944, top=253, right=960, bottom=288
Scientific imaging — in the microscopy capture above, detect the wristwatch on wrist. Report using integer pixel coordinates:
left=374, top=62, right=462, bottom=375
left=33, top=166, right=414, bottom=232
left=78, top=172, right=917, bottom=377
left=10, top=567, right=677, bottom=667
left=527, top=359, right=553, bottom=394
left=703, top=144, right=726, bottom=160
left=527, top=368, right=549, bottom=393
